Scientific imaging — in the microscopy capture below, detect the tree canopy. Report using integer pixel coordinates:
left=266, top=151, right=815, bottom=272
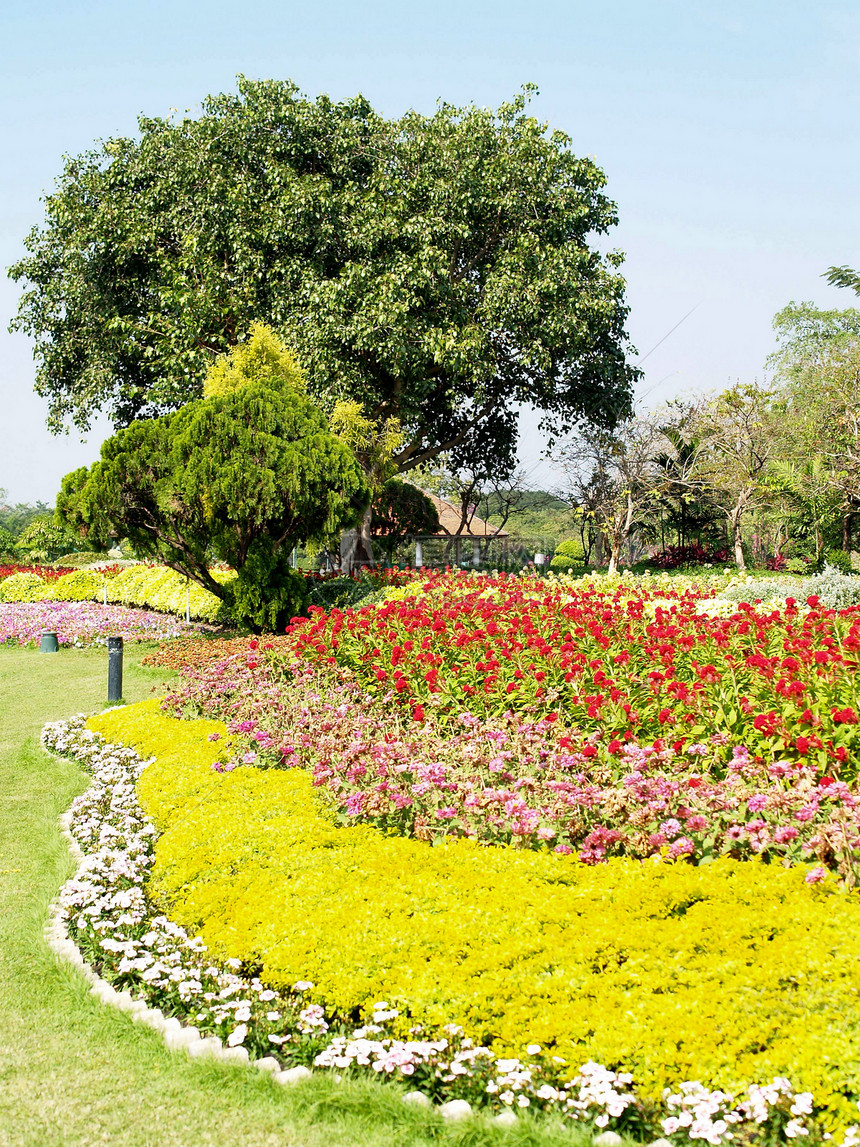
left=57, top=329, right=368, bottom=630
left=10, top=78, right=637, bottom=477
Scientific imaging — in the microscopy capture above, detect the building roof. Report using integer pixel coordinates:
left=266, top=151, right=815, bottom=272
left=420, top=490, right=510, bottom=539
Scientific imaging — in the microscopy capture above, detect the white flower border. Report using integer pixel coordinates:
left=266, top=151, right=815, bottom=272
left=40, top=713, right=859, bottom=1144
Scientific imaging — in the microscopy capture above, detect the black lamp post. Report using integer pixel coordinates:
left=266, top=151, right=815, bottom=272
left=107, top=636, right=123, bottom=703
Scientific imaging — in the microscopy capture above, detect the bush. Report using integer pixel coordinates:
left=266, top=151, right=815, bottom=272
left=785, top=557, right=809, bottom=574
left=554, top=537, right=585, bottom=561
left=221, top=556, right=309, bottom=632
left=810, top=564, right=860, bottom=610
left=60, top=551, right=111, bottom=568
left=0, top=571, right=49, bottom=602
left=50, top=569, right=104, bottom=601
left=717, top=575, right=807, bottom=606
left=549, top=554, right=584, bottom=573
left=818, top=548, right=854, bottom=575
left=650, top=543, right=729, bottom=570
left=106, top=565, right=235, bottom=623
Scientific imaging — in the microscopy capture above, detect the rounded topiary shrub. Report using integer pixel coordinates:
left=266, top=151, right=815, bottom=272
left=61, top=551, right=111, bottom=568
left=0, top=571, right=50, bottom=602
left=550, top=554, right=584, bottom=573
left=51, top=569, right=103, bottom=601
left=555, top=537, right=585, bottom=561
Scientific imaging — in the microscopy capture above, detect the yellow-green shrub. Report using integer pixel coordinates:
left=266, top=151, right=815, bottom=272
left=50, top=569, right=104, bottom=601
left=91, top=700, right=860, bottom=1126
left=0, top=571, right=49, bottom=602
left=105, top=565, right=235, bottom=621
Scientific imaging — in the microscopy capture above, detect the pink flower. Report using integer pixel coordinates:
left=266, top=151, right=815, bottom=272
left=774, top=826, right=798, bottom=844
left=668, top=836, right=695, bottom=858
left=805, top=867, right=827, bottom=884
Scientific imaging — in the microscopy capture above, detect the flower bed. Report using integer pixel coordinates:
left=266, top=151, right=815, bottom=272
left=159, top=573, right=860, bottom=875
left=43, top=701, right=860, bottom=1141
left=0, top=563, right=73, bottom=581
left=0, top=601, right=200, bottom=646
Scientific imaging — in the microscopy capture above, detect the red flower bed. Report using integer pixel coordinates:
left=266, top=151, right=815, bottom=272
left=286, top=575, right=860, bottom=771
left=0, top=564, right=74, bottom=581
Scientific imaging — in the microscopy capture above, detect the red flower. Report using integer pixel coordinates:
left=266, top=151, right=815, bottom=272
left=832, top=707, right=858, bottom=725
left=412, top=704, right=425, bottom=723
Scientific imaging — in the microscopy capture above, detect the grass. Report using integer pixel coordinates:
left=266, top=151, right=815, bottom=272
left=0, top=642, right=596, bottom=1147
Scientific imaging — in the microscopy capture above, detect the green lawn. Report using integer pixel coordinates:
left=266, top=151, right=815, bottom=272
left=0, top=643, right=590, bottom=1147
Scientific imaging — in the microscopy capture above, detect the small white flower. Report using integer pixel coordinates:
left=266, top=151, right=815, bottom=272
left=227, top=1023, right=247, bottom=1047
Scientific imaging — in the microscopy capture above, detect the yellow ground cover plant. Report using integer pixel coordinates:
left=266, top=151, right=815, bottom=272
left=90, top=700, right=860, bottom=1125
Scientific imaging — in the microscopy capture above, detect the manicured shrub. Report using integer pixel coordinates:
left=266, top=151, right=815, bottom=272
left=106, top=565, right=235, bottom=622
left=50, top=569, right=104, bottom=601
left=60, top=551, right=112, bottom=567
left=0, top=571, right=49, bottom=602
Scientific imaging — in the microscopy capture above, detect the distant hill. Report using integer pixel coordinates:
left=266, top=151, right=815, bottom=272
left=480, top=490, right=574, bottom=549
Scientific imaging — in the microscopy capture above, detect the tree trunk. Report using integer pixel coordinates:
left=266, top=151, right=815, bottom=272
left=729, top=504, right=745, bottom=571
left=340, top=506, right=375, bottom=574
left=607, top=495, right=635, bottom=576
left=843, top=512, right=853, bottom=552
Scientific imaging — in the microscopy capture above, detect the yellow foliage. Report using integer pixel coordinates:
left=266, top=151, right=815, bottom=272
left=202, top=322, right=307, bottom=398
left=105, top=565, right=235, bottom=621
left=91, top=700, right=860, bottom=1125
left=328, top=400, right=403, bottom=492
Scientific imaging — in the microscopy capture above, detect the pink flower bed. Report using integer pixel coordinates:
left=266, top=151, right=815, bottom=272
left=0, top=601, right=199, bottom=647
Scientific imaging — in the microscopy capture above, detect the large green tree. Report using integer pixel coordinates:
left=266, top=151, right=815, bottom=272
left=57, top=328, right=368, bottom=630
left=10, top=78, right=637, bottom=475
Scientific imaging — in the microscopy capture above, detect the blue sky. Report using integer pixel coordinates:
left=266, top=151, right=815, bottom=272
left=1, top=0, right=857, bottom=501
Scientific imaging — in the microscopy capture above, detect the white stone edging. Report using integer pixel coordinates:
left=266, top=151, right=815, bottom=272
left=43, top=810, right=315, bottom=1089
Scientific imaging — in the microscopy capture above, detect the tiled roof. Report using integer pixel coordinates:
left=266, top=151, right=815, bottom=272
left=417, top=490, right=510, bottom=538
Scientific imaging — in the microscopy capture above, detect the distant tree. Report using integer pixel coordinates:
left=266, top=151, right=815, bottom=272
left=775, top=346, right=860, bottom=553
left=0, top=498, right=54, bottom=538
left=555, top=413, right=679, bottom=575
left=14, top=515, right=79, bottom=563
left=10, top=78, right=637, bottom=479
left=57, top=327, right=367, bottom=630
left=769, top=300, right=860, bottom=380
left=687, top=382, right=782, bottom=571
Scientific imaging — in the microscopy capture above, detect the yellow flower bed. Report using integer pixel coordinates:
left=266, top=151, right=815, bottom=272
left=91, top=700, right=860, bottom=1124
